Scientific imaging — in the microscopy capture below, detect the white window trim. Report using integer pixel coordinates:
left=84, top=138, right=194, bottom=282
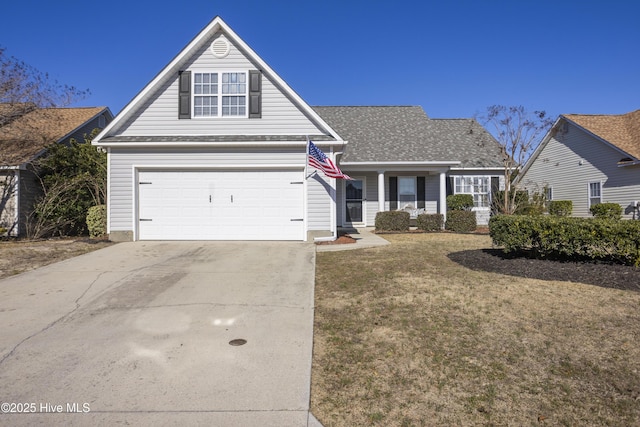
left=588, top=181, right=602, bottom=207
left=192, top=70, right=248, bottom=119
left=398, top=176, right=417, bottom=209
left=454, top=176, right=490, bottom=209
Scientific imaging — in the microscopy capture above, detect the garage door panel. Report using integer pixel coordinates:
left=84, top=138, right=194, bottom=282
left=138, top=170, right=304, bottom=240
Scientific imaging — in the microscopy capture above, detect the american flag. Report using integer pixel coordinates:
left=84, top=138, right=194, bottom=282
left=307, top=141, right=352, bottom=180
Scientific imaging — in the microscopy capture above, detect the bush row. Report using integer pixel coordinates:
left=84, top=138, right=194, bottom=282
left=489, top=215, right=640, bottom=266
left=374, top=211, right=477, bottom=233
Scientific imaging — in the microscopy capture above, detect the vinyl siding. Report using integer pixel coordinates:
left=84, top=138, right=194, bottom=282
left=520, top=122, right=640, bottom=218
left=108, top=147, right=306, bottom=232
left=338, top=172, right=449, bottom=227
left=112, top=31, right=324, bottom=137
left=307, top=173, right=333, bottom=231
left=425, top=174, right=440, bottom=214
left=65, top=115, right=107, bottom=143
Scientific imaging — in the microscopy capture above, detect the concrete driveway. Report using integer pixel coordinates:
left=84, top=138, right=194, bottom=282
left=0, top=241, right=319, bottom=426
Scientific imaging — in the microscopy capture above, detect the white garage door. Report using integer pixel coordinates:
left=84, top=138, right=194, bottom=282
left=137, top=170, right=304, bottom=240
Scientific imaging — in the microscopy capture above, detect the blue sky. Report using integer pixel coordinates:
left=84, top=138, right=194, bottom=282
left=2, top=0, right=638, bottom=121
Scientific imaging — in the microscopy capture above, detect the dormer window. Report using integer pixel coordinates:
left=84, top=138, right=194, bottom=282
left=193, top=72, right=247, bottom=117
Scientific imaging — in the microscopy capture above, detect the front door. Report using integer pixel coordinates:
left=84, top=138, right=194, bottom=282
left=344, top=177, right=365, bottom=225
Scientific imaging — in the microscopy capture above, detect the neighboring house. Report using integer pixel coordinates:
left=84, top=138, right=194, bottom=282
left=92, top=16, right=505, bottom=242
left=0, top=106, right=113, bottom=236
left=519, top=109, right=640, bottom=219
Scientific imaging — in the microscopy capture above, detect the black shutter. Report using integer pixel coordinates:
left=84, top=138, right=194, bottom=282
left=417, top=176, right=426, bottom=209
left=491, top=177, right=500, bottom=194
left=446, top=176, right=454, bottom=196
left=249, top=70, right=262, bottom=118
left=389, top=177, right=398, bottom=210
left=178, top=71, right=191, bottom=119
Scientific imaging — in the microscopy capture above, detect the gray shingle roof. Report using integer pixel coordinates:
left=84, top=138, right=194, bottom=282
left=313, top=106, right=504, bottom=168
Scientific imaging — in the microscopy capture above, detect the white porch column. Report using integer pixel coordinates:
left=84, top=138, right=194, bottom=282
left=439, top=171, right=447, bottom=224
left=377, top=170, right=385, bottom=213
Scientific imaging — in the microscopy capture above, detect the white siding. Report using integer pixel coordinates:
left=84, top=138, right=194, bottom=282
left=338, top=172, right=455, bottom=227
left=307, top=173, right=333, bottom=231
left=521, top=122, right=640, bottom=218
left=425, top=174, right=440, bottom=214
left=108, top=147, right=306, bottom=232
left=112, top=31, right=324, bottom=137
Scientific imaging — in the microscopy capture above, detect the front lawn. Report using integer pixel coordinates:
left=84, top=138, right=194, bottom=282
left=311, top=233, right=640, bottom=426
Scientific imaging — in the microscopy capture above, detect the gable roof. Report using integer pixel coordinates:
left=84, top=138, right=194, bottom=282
left=94, top=16, right=341, bottom=146
left=0, top=106, right=109, bottom=166
left=563, top=109, right=640, bottom=160
left=520, top=109, right=640, bottom=178
left=313, top=106, right=503, bottom=168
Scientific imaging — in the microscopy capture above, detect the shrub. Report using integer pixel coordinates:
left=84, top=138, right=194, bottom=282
left=590, top=202, right=622, bottom=220
left=447, top=194, right=474, bottom=211
left=548, top=200, right=572, bottom=216
left=375, top=211, right=410, bottom=232
left=416, top=213, right=443, bottom=231
left=489, top=214, right=640, bottom=265
left=86, top=205, right=107, bottom=238
left=445, top=210, right=477, bottom=233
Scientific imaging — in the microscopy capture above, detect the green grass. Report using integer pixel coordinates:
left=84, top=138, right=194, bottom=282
left=311, top=233, right=640, bottom=426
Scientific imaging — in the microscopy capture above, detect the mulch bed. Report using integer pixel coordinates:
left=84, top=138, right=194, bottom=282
left=315, top=234, right=357, bottom=245
left=448, top=249, right=640, bottom=292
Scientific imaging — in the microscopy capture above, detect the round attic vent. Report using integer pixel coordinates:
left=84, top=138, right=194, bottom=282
left=210, top=36, right=230, bottom=58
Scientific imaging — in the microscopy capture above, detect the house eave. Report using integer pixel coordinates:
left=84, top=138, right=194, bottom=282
left=450, top=166, right=507, bottom=171
left=341, top=160, right=460, bottom=172
left=617, top=159, right=640, bottom=167
left=94, top=140, right=345, bottom=148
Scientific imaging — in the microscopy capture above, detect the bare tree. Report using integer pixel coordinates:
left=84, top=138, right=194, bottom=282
left=0, top=47, right=89, bottom=127
left=478, top=105, right=553, bottom=215
left=1, top=47, right=91, bottom=237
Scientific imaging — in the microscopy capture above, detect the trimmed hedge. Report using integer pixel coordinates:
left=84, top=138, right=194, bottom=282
left=590, top=202, right=622, bottom=220
left=445, top=210, right=476, bottom=233
left=548, top=200, right=572, bottom=216
left=375, top=211, right=410, bottom=232
left=447, top=194, right=474, bottom=211
left=489, top=215, right=640, bottom=265
left=86, top=205, right=107, bottom=238
left=416, top=213, right=444, bottom=231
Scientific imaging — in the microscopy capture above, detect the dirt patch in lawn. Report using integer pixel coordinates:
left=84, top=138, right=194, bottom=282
left=0, top=238, right=114, bottom=279
left=312, top=233, right=640, bottom=426
left=448, top=248, right=640, bottom=292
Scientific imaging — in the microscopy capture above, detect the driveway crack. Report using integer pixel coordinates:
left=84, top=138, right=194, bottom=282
left=1, top=271, right=108, bottom=367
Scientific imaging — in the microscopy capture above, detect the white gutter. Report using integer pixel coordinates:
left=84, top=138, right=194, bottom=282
left=93, top=140, right=342, bottom=148
left=341, top=161, right=460, bottom=166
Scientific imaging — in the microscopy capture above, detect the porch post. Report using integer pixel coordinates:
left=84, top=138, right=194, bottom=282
left=377, top=170, right=385, bottom=213
left=439, top=171, right=447, bottom=224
